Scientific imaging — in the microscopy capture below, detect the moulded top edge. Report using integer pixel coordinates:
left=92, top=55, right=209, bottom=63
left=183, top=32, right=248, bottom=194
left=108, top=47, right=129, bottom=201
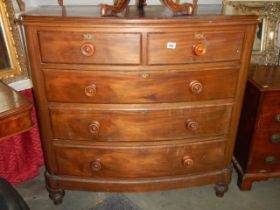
left=20, top=5, right=258, bottom=25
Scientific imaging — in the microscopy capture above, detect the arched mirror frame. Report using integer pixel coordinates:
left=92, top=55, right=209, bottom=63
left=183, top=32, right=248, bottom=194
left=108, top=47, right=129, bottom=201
left=0, top=0, right=27, bottom=80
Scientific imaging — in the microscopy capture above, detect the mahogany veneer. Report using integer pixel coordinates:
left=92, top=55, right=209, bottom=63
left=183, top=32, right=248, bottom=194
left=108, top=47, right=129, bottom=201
left=0, top=81, right=33, bottom=141
left=21, top=5, right=257, bottom=204
left=234, top=65, right=280, bottom=190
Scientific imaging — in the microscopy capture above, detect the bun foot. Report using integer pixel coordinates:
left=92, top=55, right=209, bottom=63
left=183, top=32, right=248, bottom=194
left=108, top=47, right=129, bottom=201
left=47, top=188, right=65, bottom=205
left=214, top=183, right=228, bottom=197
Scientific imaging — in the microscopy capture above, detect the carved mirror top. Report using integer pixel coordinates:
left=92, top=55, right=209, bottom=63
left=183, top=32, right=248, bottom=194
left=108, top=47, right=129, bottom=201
left=57, top=0, right=197, bottom=16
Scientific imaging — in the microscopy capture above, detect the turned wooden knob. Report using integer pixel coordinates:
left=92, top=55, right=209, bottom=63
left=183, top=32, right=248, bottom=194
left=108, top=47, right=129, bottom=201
left=88, top=121, right=100, bottom=134
left=275, top=114, right=280, bottom=123
left=182, top=156, right=194, bottom=168
left=189, top=80, right=203, bottom=94
left=85, top=84, right=97, bottom=97
left=81, top=43, right=95, bottom=56
left=193, top=43, right=207, bottom=56
left=271, top=133, right=280, bottom=144
left=186, top=120, right=198, bottom=131
left=265, top=156, right=277, bottom=164
left=91, top=159, right=102, bottom=171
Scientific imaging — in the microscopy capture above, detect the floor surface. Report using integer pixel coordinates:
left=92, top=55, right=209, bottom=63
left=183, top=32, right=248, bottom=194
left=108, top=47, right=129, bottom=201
left=15, top=168, right=280, bottom=210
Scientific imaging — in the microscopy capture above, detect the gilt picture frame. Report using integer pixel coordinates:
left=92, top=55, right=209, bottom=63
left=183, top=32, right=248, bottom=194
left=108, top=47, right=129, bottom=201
left=223, top=0, right=280, bottom=65
left=0, top=0, right=27, bottom=79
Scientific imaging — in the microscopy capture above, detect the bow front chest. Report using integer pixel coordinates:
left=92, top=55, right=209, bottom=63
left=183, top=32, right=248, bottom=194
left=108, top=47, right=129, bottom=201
left=21, top=5, right=257, bottom=204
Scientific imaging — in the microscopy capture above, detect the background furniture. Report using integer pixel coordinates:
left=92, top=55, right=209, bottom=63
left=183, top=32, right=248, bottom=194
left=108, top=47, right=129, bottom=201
left=58, top=0, right=196, bottom=16
left=234, top=65, right=280, bottom=190
left=0, top=81, right=44, bottom=185
left=0, top=81, right=32, bottom=141
left=22, top=4, right=256, bottom=204
left=0, top=0, right=44, bottom=185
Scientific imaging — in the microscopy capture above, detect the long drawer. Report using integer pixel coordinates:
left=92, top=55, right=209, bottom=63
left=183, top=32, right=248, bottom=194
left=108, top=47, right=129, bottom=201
left=53, top=140, right=226, bottom=178
left=148, top=31, right=244, bottom=64
left=38, top=31, right=141, bottom=65
left=43, top=68, right=238, bottom=103
left=49, top=103, right=232, bottom=141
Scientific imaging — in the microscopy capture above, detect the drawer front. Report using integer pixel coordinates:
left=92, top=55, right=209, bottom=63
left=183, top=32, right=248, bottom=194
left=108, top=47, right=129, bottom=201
left=257, top=92, right=280, bottom=130
left=50, top=104, right=232, bottom=141
left=0, top=111, right=33, bottom=140
left=38, top=31, right=141, bottom=65
left=249, top=130, right=280, bottom=173
left=43, top=68, right=238, bottom=103
left=54, top=140, right=226, bottom=178
left=148, top=31, right=244, bottom=64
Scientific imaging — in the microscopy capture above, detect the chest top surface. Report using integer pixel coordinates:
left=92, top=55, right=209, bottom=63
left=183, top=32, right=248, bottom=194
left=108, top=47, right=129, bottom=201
left=21, top=4, right=257, bottom=25
left=0, top=82, right=31, bottom=118
left=248, top=65, right=280, bottom=91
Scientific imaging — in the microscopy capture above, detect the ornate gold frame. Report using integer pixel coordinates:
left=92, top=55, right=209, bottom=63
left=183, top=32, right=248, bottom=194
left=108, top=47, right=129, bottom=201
left=0, top=0, right=27, bottom=79
left=223, top=1, right=280, bottom=65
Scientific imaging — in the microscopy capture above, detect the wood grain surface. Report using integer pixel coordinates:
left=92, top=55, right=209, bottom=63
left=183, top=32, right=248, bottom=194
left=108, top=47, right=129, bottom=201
left=0, top=82, right=33, bottom=141
left=21, top=4, right=257, bottom=202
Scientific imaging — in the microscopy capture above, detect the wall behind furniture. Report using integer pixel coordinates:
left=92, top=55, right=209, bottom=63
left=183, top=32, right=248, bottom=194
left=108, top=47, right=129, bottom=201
left=24, top=0, right=222, bottom=8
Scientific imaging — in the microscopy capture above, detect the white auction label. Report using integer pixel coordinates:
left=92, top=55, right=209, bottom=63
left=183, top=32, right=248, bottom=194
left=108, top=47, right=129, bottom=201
left=167, top=42, right=176, bottom=49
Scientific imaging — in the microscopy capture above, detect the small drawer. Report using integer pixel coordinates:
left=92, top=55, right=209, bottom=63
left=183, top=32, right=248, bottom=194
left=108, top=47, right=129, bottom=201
left=49, top=103, right=232, bottom=141
left=249, top=130, right=280, bottom=173
left=148, top=31, right=244, bottom=64
left=249, top=153, right=280, bottom=173
left=252, top=130, right=280, bottom=149
left=38, top=31, right=141, bottom=65
left=43, top=68, right=238, bottom=103
left=54, top=140, right=226, bottom=178
left=257, top=92, right=280, bottom=130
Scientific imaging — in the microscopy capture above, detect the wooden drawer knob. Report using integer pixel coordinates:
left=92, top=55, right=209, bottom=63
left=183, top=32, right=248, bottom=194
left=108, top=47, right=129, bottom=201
left=193, top=43, right=207, bottom=56
left=182, top=156, right=194, bottom=168
left=91, top=159, right=102, bottom=171
left=186, top=120, right=198, bottom=131
left=189, top=80, right=203, bottom=94
left=88, top=121, right=100, bottom=134
left=81, top=43, right=95, bottom=56
left=85, top=84, right=97, bottom=97
left=275, top=114, right=280, bottom=123
left=265, top=156, right=277, bottom=164
left=271, top=133, right=280, bottom=144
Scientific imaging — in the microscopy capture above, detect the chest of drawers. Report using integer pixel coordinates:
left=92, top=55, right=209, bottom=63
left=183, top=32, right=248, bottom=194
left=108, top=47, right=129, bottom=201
left=21, top=5, right=257, bottom=204
left=234, top=65, right=280, bottom=190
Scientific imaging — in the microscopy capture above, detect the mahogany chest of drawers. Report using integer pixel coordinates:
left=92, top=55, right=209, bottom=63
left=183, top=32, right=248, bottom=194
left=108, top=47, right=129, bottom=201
left=21, top=5, right=256, bottom=204
left=234, top=65, right=280, bottom=190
